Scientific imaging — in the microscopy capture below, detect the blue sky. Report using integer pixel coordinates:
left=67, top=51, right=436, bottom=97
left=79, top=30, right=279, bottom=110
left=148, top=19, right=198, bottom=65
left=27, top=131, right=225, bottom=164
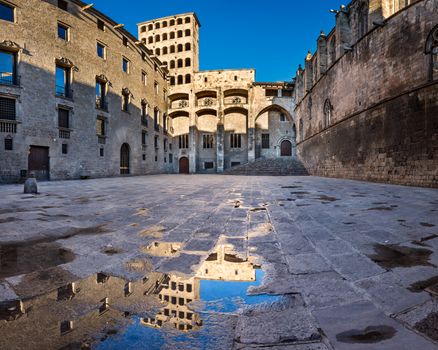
left=91, top=0, right=346, bottom=82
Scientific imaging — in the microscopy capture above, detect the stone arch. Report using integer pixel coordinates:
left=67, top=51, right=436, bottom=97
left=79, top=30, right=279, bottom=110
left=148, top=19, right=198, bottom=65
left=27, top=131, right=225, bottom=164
left=425, top=24, right=438, bottom=81
left=323, top=99, right=333, bottom=128
left=196, top=90, right=218, bottom=107
left=196, top=109, right=218, bottom=133
left=120, top=143, right=130, bottom=175
left=255, top=105, right=294, bottom=124
left=224, top=89, right=249, bottom=105
left=168, top=93, right=189, bottom=109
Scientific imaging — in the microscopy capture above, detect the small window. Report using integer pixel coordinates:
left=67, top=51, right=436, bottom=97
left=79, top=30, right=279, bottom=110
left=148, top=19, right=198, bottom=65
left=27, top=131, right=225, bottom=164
left=169, top=154, right=173, bottom=163
left=0, top=2, right=14, bottom=22
left=148, top=24, right=153, bottom=30
left=185, top=17, right=191, bottom=24
left=170, top=19, right=175, bottom=26
left=57, top=0, right=68, bottom=11
left=122, top=57, right=129, bottom=73
left=162, top=33, right=168, bottom=41
left=177, top=44, right=183, bottom=53
left=155, top=48, right=160, bottom=55
left=230, top=133, right=242, bottom=148
left=57, top=23, right=69, bottom=41
left=140, top=25, right=146, bottom=33
left=204, top=162, right=214, bottom=169
left=60, top=321, right=73, bottom=335
left=55, top=65, right=72, bottom=98
left=142, top=71, right=147, bottom=86
left=179, top=134, right=189, bottom=149
left=0, top=50, right=17, bottom=85
left=185, top=58, right=191, bottom=67
left=96, top=118, right=105, bottom=136
left=163, top=47, right=168, bottom=55
left=4, top=136, right=12, bottom=150
left=177, top=30, right=183, bottom=38
left=231, top=161, right=241, bottom=167
left=142, top=154, right=146, bottom=161
left=148, top=36, right=153, bottom=44
left=97, top=19, right=105, bottom=31
left=142, top=131, right=147, bottom=145
left=261, top=134, right=270, bottom=149
left=177, top=18, right=183, bottom=25
left=204, top=77, right=208, bottom=83
left=234, top=76, right=238, bottom=81
left=170, top=76, right=175, bottom=85
left=177, top=75, right=183, bottom=85
left=186, top=284, right=192, bottom=293
left=154, top=81, right=159, bottom=95
left=177, top=59, right=183, bottom=68
left=154, top=135, right=159, bottom=149
left=97, top=42, right=106, bottom=59
left=155, top=22, right=160, bottom=29
left=162, top=21, right=168, bottom=28
left=99, top=147, right=104, bottom=157
left=122, top=37, right=128, bottom=47
left=185, top=29, right=191, bottom=37
left=170, top=32, right=175, bottom=39
left=62, top=143, right=68, bottom=154
left=185, top=74, right=191, bottom=84
left=122, top=91, right=130, bottom=112
left=203, top=134, right=214, bottom=149
left=280, top=113, right=286, bottom=122
left=185, top=43, right=191, bottom=51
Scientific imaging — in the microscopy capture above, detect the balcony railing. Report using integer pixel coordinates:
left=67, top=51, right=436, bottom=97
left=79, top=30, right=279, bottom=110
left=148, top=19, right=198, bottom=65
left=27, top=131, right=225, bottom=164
left=96, top=97, right=109, bottom=111
left=0, top=73, right=20, bottom=86
left=98, top=136, right=106, bottom=144
left=56, top=85, right=73, bottom=99
left=59, top=128, right=71, bottom=139
left=0, top=120, right=17, bottom=133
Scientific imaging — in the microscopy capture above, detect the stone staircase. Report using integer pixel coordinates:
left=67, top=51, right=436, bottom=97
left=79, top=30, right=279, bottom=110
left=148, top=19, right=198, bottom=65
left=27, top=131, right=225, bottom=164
left=223, top=158, right=309, bottom=176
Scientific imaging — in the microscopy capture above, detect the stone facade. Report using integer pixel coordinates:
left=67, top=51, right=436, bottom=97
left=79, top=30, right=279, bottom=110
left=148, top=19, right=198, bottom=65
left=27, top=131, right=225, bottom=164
left=0, top=0, right=170, bottom=183
left=293, top=0, right=438, bottom=187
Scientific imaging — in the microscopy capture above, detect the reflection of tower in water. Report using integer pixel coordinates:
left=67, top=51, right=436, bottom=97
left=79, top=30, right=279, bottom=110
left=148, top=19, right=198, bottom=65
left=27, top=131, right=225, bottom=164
left=141, top=244, right=256, bottom=332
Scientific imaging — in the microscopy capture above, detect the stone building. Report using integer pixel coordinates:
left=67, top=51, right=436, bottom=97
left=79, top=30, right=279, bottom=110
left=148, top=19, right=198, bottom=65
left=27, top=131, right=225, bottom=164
left=293, top=0, right=438, bottom=187
left=138, top=14, right=297, bottom=174
left=0, top=0, right=171, bottom=183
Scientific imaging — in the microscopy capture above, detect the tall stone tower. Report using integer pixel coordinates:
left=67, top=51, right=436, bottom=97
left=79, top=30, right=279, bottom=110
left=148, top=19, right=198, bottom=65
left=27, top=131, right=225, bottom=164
left=138, top=13, right=200, bottom=86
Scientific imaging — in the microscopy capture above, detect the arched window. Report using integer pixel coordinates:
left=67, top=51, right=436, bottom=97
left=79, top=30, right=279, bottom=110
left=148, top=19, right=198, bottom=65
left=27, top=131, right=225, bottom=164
left=163, top=47, right=168, bottom=55
left=177, top=30, right=183, bottom=38
left=148, top=24, right=153, bottom=31
left=170, top=19, right=175, bottom=26
left=358, top=2, right=369, bottom=39
left=162, top=33, right=168, bottom=40
left=141, top=26, right=146, bottom=33
left=170, top=60, right=175, bottom=69
left=185, top=58, right=191, bottom=67
left=170, top=32, right=175, bottom=39
left=185, top=17, right=191, bottom=24
left=162, top=61, right=168, bottom=67
left=185, top=43, right=191, bottom=51
left=185, top=74, right=191, bottom=84
left=170, top=76, right=175, bottom=86
left=177, top=75, right=183, bottom=85
left=155, top=22, right=160, bottom=29
left=323, top=99, right=333, bottom=128
left=177, top=18, right=183, bottom=25
left=170, top=45, right=175, bottom=53
left=155, top=48, right=160, bottom=56
left=426, top=26, right=438, bottom=81
left=155, top=34, right=160, bottom=42
left=148, top=36, right=153, bottom=44
left=163, top=21, right=168, bottom=28
left=177, top=44, right=183, bottom=52
left=177, top=59, right=183, bottom=68
left=185, top=29, right=191, bottom=37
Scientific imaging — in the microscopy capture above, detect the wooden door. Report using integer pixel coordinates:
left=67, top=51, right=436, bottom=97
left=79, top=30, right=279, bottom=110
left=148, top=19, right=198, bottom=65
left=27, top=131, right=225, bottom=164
left=120, top=143, right=130, bottom=175
left=280, top=140, right=292, bottom=157
left=179, top=157, right=189, bottom=174
left=28, top=146, right=49, bottom=181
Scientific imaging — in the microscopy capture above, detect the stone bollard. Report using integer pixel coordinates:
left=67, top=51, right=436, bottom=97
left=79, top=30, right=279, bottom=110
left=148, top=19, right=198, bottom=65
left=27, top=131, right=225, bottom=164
left=24, top=173, right=38, bottom=194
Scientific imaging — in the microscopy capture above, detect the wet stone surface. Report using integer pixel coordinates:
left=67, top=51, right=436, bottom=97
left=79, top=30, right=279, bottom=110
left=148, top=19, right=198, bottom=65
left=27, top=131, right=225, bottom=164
left=0, top=175, right=438, bottom=349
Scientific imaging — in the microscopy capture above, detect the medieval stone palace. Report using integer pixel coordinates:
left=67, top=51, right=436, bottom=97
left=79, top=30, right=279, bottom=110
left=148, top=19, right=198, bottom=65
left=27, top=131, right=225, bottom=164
left=0, top=0, right=436, bottom=187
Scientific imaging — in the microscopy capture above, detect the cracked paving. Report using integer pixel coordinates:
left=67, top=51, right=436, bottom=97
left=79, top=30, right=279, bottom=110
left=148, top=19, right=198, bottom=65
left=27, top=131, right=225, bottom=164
left=0, top=175, right=438, bottom=349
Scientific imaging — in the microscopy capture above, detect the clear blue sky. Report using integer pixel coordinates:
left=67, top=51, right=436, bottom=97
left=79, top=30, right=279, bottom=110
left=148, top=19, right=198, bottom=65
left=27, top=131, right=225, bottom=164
left=90, top=0, right=346, bottom=82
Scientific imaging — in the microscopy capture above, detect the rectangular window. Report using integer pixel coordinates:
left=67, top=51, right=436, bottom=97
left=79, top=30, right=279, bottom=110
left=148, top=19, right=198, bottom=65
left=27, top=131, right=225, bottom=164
left=169, top=154, right=173, bottom=163
left=154, top=135, right=159, bottom=149
left=142, top=131, right=147, bottom=145
left=97, top=43, right=106, bottom=59
left=4, top=137, right=12, bottom=150
left=123, top=37, right=128, bottom=47
left=154, top=109, right=159, bottom=131
left=60, top=320, right=72, bottom=334
left=231, top=161, right=241, bottom=167
left=261, top=134, right=270, bottom=149
left=122, top=93, right=129, bottom=112
left=58, top=108, right=70, bottom=129
left=62, top=143, right=68, bottom=154
left=142, top=71, right=147, bottom=86
left=57, top=0, right=68, bottom=11
left=57, top=23, right=69, bottom=41
left=179, top=134, right=189, bottom=149
left=96, top=118, right=105, bottom=136
left=204, top=162, right=214, bottom=169
left=55, top=65, right=71, bottom=98
left=230, top=133, right=242, bottom=148
left=97, top=19, right=105, bottom=31
left=0, top=97, right=15, bottom=120
left=122, top=57, right=129, bottom=73
left=95, top=81, right=107, bottom=110
left=280, top=113, right=286, bottom=122
left=0, top=2, right=14, bottom=22
left=154, top=82, right=159, bottom=95
left=100, top=147, right=104, bottom=157
left=0, top=50, right=17, bottom=85
left=203, top=134, right=214, bottom=149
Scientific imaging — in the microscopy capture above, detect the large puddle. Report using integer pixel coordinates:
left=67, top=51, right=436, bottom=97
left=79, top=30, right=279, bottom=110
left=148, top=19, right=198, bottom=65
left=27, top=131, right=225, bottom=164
left=0, top=246, right=280, bottom=350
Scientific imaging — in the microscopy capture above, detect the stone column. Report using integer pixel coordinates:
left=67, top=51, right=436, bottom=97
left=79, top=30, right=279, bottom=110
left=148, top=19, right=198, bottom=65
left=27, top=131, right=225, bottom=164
left=189, top=89, right=197, bottom=173
left=335, top=6, right=352, bottom=58
left=216, top=87, right=224, bottom=173
left=316, top=32, right=328, bottom=78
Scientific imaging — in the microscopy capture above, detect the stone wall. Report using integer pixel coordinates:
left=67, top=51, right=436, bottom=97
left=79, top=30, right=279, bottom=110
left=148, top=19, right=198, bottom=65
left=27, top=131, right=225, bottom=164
left=295, top=0, right=438, bottom=187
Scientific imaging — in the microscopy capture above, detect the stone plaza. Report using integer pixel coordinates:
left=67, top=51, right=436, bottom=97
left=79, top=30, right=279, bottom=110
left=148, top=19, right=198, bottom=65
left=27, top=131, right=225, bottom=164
left=0, top=175, right=438, bottom=349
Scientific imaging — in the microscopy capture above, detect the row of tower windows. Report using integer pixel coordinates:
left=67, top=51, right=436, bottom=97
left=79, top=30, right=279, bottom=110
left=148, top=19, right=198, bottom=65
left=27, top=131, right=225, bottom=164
left=162, top=58, right=191, bottom=69
left=170, top=75, right=192, bottom=86
left=153, top=43, right=191, bottom=56
left=140, top=17, right=191, bottom=33
left=146, top=30, right=191, bottom=44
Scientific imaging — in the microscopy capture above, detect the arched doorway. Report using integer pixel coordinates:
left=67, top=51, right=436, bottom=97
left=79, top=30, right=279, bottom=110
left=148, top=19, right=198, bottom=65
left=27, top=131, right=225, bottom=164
left=280, top=140, right=292, bottom=157
left=179, top=157, right=189, bottom=174
left=120, top=143, right=130, bottom=175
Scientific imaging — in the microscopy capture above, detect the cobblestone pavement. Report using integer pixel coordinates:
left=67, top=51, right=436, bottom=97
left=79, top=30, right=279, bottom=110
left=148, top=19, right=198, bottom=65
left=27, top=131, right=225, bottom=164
left=1, top=175, right=438, bottom=349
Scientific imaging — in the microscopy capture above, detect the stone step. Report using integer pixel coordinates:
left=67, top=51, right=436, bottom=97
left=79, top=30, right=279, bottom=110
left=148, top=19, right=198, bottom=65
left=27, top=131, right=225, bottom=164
left=224, top=158, right=309, bottom=176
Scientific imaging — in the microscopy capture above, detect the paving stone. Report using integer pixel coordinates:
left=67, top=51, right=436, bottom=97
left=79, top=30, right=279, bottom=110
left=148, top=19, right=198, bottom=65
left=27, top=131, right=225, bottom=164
left=329, top=253, right=385, bottom=281
left=285, top=253, right=332, bottom=274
